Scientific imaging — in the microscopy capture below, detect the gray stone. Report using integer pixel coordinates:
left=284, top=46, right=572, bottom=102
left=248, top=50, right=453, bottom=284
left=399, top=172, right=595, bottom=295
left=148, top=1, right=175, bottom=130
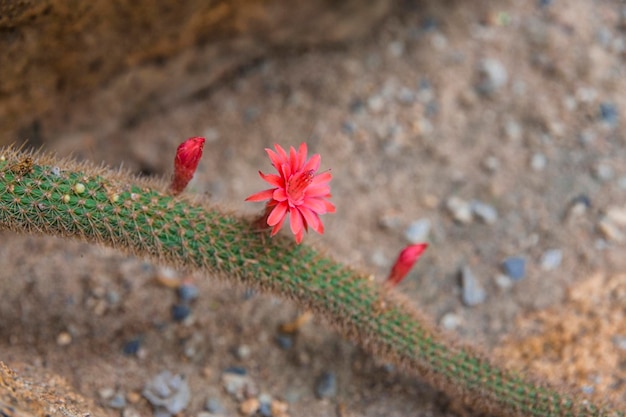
left=314, top=371, right=337, bottom=399
left=476, top=58, right=508, bottom=95
left=461, top=266, right=486, bottom=306
left=470, top=200, right=498, bottom=224
left=404, top=219, right=431, bottom=243
left=540, top=249, right=562, bottom=271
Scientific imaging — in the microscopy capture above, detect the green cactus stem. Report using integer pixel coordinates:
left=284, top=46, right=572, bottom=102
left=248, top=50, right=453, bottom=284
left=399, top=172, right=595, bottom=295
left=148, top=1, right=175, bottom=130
left=0, top=147, right=622, bottom=417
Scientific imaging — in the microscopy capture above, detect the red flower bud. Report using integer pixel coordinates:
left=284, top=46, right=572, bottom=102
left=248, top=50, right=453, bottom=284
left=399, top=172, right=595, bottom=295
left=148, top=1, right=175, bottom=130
left=170, top=137, right=205, bottom=195
left=386, top=243, right=428, bottom=287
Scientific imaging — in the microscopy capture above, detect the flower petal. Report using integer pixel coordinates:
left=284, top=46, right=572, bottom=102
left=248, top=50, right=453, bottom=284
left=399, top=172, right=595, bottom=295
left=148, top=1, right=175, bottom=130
left=294, top=229, right=304, bottom=244
left=304, top=184, right=331, bottom=198
left=302, top=197, right=329, bottom=213
left=259, top=171, right=283, bottom=187
left=296, top=143, right=308, bottom=170
left=299, top=206, right=324, bottom=234
left=270, top=214, right=287, bottom=236
left=289, top=145, right=299, bottom=174
left=311, top=171, right=331, bottom=185
left=302, top=153, right=321, bottom=173
left=273, top=187, right=287, bottom=202
left=245, top=188, right=275, bottom=202
left=289, top=207, right=304, bottom=236
left=267, top=202, right=288, bottom=226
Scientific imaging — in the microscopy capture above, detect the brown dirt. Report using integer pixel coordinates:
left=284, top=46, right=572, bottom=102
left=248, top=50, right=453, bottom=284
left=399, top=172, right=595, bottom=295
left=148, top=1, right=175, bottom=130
left=1, top=1, right=626, bottom=416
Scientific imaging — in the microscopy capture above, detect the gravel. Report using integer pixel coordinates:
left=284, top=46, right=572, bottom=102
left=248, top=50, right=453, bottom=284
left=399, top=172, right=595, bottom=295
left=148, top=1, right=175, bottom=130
left=476, top=58, right=508, bottom=95
left=143, top=371, right=191, bottom=417
left=404, top=219, right=431, bottom=243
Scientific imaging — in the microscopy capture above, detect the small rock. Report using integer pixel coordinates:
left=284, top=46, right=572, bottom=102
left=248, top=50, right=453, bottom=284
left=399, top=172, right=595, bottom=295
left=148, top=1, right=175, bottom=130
left=258, top=394, right=272, bottom=417
left=314, top=372, right=337, bottom=399
left=502, top=257, right=526, bottom=281
left=598, top=218, right=625, bottom=243
left=122, top=408, right=141, bottom=417
left=404, top=219, right=431, bottom=243
left=460, top=266, right=486, bottom=306
left=567, top=194, right=592, bottom=218
left=56, top=331, right=72, bottom=346
left=482, top=156, right=500, bottom=172
left=143, top=371, right=191, bottom=416
left=599, top=102, right=619, bottom=126
left=476, top=58, right=508, bottom=95
left=540, top=249, right=563, bottom=271
left=618, top=175, right=626, bottom=189
left=440, top=312, right=463, bottom=330
left=205, top=397, right=225, bottom=414
left=367, top=95, right=385, bottom=113
left=530, top=153, right=547, bottom=171
left=495, top=274, right=514, bottom=290
left=606, top=206, right=626, bottom=226
left=98, top=387, right=115, bottom=400
left=470, top=200, right=498, bottom=224
left=123, top=338, right=142, bottom=356
left=236, top=345, right=251, bottom=360
left=171, top=304, right=192, bottom=322
left=275, top=334, right=294, bottom=350
left=222, top=369, right=257, bottom=400
left=593, top=163, right=614, bottom=181
left=178, top=283, right=199, bottom=302
left=240, top=398, right=260, bottom=416
left=108, top=393, right=126, bottom=409
left=504, top=120, right=523, bottom=141
left=446, top=196, right=473, bottom=224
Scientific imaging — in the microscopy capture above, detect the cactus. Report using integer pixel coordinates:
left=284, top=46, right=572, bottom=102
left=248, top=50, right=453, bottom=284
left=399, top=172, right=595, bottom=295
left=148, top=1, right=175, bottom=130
left=0, top=147, right=622, bottom=417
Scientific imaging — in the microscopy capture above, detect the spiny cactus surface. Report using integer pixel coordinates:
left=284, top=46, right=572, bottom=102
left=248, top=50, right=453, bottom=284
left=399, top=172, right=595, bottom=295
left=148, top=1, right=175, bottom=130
left=0, top=148, right=622, bottom=417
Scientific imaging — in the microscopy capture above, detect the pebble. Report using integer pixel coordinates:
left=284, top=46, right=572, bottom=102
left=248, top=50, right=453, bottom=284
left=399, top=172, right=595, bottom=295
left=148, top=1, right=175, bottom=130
left=476, top=58, right=508, bottom=95
left=240, top=398, right=260, bottom=416
left=171, top=304, right=191, bottom=322
left=56, top=331, right=72, bottom=346
left=567, top=194, right=591, bottom=218
left=598, top=217, right=625, bottom=243
left=367, top=95, right=385, bottom=113
left=502, top=257, right=526, bottom=281
left=446, top=196, right=473, bottom=224
left=314, top=371, right=337, bottom=399
left=470, top=200, right=498, bottom=224
left=460, top=266, right=486, bottom=306
left=440, top=312, right=463, bottom=330
left=123, top=338, right=142, bottom=356
left=593, top=162, right=614, bottom=181
left=275, top=334, right=294, bottom=350
left=258, top=394, right=272, bottom=417
left=205, top=397, right=225, bottom=414
left=99, top=387, right=115, bottom=400
left=108, top=393, right=126, bottom=409
left=143, top=371, right=191, bottom=416
left=599, top=102, right=619, bottom=126
left=271, top=400, right=289, bottom=417
left=530, top=153, right=547, bottom=171
left=404, top=219, right=431, bottom=243
left=504, top=120, right=523, bottom=141
left=495, top=274, right=514, bottom=290
left=540, top=249, right=563, bottom=271
left=222, top=368, right=257, bottom=400
left=618, top=175, right=626, bottom=190
left=178, top=283, right=199, bottom=302
left=122, top=408, right=141, bottom=417
left=236, top=344, right=251, bottom=360
left=606, top=206, right=626, bottom=226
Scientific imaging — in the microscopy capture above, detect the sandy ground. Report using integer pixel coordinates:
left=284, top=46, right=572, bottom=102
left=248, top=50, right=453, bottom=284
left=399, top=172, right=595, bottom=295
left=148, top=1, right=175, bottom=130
left=1, top=1, right=625, bottom=416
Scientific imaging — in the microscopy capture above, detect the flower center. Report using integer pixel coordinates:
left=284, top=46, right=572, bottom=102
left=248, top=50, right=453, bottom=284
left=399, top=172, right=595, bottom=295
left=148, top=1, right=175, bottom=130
left=287, top=169, right=314, bottom=203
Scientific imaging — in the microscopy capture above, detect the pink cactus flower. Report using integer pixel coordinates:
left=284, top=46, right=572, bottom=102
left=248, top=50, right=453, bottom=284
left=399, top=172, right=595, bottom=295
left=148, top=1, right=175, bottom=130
left=170, top=137, right=205, bottom=195
left=246, top=143, right=335, bottom=244
left=386, top=243, right=428, bottom=287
